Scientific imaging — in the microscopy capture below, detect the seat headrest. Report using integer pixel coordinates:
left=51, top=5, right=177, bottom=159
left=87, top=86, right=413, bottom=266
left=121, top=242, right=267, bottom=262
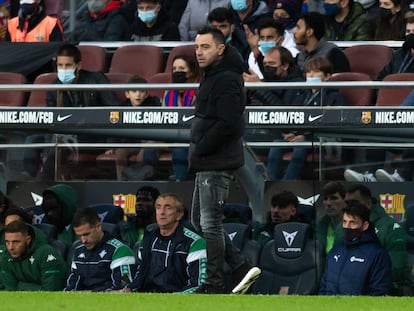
left=405, top=205, right=414, bottom=236
left=223, top=222, right=249, bottom=249
left=89, top=204, right=124, bottom=224
left=273, top=222, right=311, bottom=259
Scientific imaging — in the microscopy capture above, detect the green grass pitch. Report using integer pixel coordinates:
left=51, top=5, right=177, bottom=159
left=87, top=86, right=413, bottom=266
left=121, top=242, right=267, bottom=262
left=1, top=292, right=412, bottom=311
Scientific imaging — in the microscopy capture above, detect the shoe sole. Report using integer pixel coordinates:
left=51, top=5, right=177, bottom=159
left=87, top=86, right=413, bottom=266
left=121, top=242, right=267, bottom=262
left=344, top=170, right=363, bottom=182
left=231, top=267, right=261, bottom=294
left=375, top=170, right=394, bottom=182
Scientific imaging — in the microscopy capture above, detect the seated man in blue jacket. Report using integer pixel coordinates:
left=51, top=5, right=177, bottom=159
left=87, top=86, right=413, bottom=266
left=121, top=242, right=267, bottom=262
left=319, top=200, right=392, bottom=296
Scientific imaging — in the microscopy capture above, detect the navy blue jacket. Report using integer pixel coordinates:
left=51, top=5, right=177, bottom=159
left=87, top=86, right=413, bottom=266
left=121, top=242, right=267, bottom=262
left=319, top=226, right=392, bottom=296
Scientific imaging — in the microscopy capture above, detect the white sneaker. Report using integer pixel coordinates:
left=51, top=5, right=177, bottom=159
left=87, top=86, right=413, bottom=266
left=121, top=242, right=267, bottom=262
left=344, top=169, right=377, bottom=182
left=231, top=266, right=261, bottom=294
left=375, top=169, right=404, bottom=182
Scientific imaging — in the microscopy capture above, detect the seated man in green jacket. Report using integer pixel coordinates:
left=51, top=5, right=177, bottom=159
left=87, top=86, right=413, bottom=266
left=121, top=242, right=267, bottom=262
left=0, top=220, right=66, bottom=291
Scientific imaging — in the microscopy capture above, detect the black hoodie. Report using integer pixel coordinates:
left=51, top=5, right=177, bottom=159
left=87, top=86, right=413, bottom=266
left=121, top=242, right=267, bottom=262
left=189, top=46, right=246, bottom=172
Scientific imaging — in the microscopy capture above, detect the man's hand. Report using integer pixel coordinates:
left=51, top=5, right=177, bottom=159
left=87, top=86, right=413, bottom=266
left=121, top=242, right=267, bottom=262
left=283, top=133, right=305, bottom=142
left=243, top=24, right=260, bottom=54
left=243, top=69, right=261, bottom=82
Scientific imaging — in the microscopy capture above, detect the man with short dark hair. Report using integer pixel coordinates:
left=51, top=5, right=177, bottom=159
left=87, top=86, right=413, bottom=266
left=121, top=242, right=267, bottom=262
left=119, top=185, right=160, bottom=248
left=131, top=0, right=180, bottom=41
left=316, top=181, right=347, bottom=254
left=191, top=26, right=260, bottom=294
left=319, top=201, right=392, bottom=295
left=345, top=184, right=409, bottom=294
left=65, top=207, right=136, bottom=291
left=0, top=220, right=66, bottom=291
left=122, top=193, right=207, bottom=293
left=253, top=190, right=302, bottom=245
left=293, top=12, right=350, bottom=73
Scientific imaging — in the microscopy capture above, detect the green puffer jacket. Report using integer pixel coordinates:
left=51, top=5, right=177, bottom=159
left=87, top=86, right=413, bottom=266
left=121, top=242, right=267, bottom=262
left=324, top=2, right=373, bottom=41
left=0, top=225, right=66, bottom=291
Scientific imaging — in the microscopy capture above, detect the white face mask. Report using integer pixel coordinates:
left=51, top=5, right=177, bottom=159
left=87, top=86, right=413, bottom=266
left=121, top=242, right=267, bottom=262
left=306, top=77, right=322, bottom=83
left=57, top=68, right=76, bottom=84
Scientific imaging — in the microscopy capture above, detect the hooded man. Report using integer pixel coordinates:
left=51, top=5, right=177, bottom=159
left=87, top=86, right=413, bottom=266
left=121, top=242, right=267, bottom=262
left=42, top=183, right=78, bottom=246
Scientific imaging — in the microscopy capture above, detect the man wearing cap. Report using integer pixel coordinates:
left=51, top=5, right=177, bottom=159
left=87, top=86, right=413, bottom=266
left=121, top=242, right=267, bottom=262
left=5, top=0, right=64, bottom=42
left=323, top=0, right=373, bottom=40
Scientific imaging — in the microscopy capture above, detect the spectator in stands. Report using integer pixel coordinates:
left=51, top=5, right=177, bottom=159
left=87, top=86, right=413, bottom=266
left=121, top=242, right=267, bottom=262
left=345, top=184, right=409, bottom=294
left=271, top=0, right=301, bottom=32
left=0, top=193, right=18, bottom=227
left=319, top=201, right=392, bottom=295
left=65, top=207, right=136, bottom=291
left=345, top=16, right=414, bottom=182
left=208, top=7, right=244, bottom=53
left=0, top=1, right=13, bottom=41
left=162, top=54, right=200, bottom=181
left=121, top=193, right=207, bottom=293
left=178, top=0, right=230, bottom=41
left=72, top=0, right=130, bottom=41
left=41, top=183, right=78, bottom=247
left=5, top=0, right=64, bottom=42
left=231, top=0, right=269, bottom=60
left=316, top=181, right=347, bottom=254
left=266, top=57, right=346, bottom=180
left=378, top=16, right=414, bottom=81
left=0, top=220, right=66, bottom=291
left=294, top=12, right=350, bottom=73
left=323, top=0, right=373, bottom=40
left=119, top=185, right=160, bottom=248
left=374, top=0, right=409, bottom=40
left=252, top=190, right=312, bottom=245
left=131, top=0, right=180, bottom=41
left=345, top=16, right=414, bottom=183
left=104, top=76, right=161, bottom=181
left=248, top=46, right=303, bottom=104
left=191, top=26, right=260, bottom=294
left=22, top=43, right=119, bottom=180
left=243, top=16, right=299, bottom=82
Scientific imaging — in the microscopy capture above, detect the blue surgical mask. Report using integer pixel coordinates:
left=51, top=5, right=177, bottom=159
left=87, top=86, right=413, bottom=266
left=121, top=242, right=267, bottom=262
left=57, top=69, right=76, bottom=84
left=323, top=2, right=340, bottom=16
left=231, top=0, right=248, bottom=12
left=225, top=35, right=232, bottom=44
left=306, top=77, right=322, bottom=83
left=258, top=41, right=276, bottom=55
left=138, top=9, right=157, bottom=23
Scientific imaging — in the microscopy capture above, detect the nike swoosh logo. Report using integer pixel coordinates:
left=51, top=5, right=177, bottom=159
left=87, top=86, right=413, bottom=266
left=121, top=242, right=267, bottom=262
left=57, top=114, right=72, bottom=122
left=182, top=115, right=195, bottom=122
left=308, top=114, right=323, bottom=122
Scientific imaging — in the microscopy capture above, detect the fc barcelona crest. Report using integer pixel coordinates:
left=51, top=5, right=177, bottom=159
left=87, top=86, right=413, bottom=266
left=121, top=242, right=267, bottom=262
left=361, top=111, right=371, bottom=124
left=110, top=111, right=120, bottom=124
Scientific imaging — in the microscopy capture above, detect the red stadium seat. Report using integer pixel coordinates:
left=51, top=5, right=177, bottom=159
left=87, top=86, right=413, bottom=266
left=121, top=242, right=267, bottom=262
left=77, top=45, right=108, bottom=72
left=329, top=72, right=374, bottom=106
left=147, top=72, right=171, bottom=101
left=27, top=72, right=57, bottom=107
left=0, top=72, right=27, bottom=106
left=376, top=73, right=414, bottom=106
left=109, top=45, right=164, bottom=79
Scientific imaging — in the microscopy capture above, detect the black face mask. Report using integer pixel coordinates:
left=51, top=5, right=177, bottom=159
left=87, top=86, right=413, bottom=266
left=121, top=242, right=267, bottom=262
left=20, top=3, right=39, bottom=17
left=379, top=7, right=393, bottom=19
left=171, top=71, right=187, bottom=83
left=405, top=34, right=414, bottom=49
left=343, top=227, right=363, bottom=242
left=263, top=66, right=279, bottom=81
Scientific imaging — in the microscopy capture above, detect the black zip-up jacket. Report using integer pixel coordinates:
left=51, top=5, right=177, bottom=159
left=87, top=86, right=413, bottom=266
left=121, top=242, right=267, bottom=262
left=46, top=70, right=120, bottom=107
left=189, top=46, right=246, bottom=172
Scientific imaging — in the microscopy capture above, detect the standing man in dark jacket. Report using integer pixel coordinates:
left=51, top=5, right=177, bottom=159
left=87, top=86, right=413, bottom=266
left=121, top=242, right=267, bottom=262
left=190, top=26, right=257, bottom=294
left=319, top=201, right=392, bottom=296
